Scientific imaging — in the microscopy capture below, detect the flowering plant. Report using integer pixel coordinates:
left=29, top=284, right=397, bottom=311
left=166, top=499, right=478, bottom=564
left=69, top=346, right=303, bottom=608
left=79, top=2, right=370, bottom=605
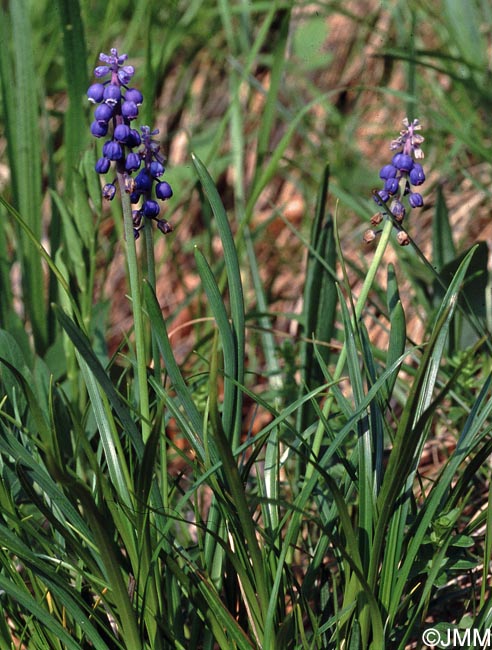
left=1, top=8, right=490, bottom=650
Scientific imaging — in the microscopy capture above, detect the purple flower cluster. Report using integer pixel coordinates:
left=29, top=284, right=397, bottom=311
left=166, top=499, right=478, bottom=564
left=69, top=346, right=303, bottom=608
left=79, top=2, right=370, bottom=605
left=373, top=117, right=426, bottom=227
left=87, top=48, right=173, bottom=238
left=130, top=127, right=173, bottom=237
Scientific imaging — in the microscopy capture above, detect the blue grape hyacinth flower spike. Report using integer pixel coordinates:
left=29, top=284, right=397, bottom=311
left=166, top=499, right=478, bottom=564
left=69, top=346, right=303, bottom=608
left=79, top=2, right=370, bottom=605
left=88, top=48, right=143, bottom=198
left=366, top=118, right=426, bottom=245
left=87, top=48, right=173, bottom=237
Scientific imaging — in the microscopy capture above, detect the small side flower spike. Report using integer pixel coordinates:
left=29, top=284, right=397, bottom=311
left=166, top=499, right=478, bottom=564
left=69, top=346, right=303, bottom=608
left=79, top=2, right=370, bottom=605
left=130, top=126, right=173, bottom=239
left=369, top=118, right=426, bottom=245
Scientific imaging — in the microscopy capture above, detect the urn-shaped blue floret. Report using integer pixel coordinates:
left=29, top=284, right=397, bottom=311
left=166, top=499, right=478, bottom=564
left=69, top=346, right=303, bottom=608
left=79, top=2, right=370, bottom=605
left=95, top=157, right=111, bottom=173
left=384, top=177, right=399, bottom=195
left=114, top=124, right=132, bottom=143
left=94, top=65, right=110, bottom=78
left=121, top=100, right=139, bottom=120
left=409, top=163, right=425, bottom=186
left=379, top=164, right=397, bottom=180
left=156, top=181, right=173, bottom=200
left=118, top=65, right=135, bottom=85
left=391, top=199, right=406, bottom=220
left=125, top=88, right=144, bottom=105
left=87, top=83, right=105, bottom=103
left=149, top=161, right=165, bottom=177
left=103, top=84, right=121, bottom=106
left=392, top=153, right=414, bottom=173
left=409, top=192, right=423, bottom=208
left=157, top=220, right=173, bottom=235
left=102, top=140, right=123, bottom=160
left=94, top=103, right=114, bottom=123
left=125, top=152, right=141, bottom=172
left=133, top=210, right=143, bottom=228
left=127, top=129, right=141, bottom=148
left=143, top=200, right=160, bottom=218
left=374, top=190, right=390, bottom=205
left=134, top=169, right=153, bottom=192
left=91, top=121, right=109, bottom=138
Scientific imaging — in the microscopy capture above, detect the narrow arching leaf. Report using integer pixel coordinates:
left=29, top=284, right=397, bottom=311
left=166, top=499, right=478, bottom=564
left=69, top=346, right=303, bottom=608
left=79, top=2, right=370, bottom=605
left=0, top=1, right=46, bottom=350
left=385, top=263, right=406, bottom=402
left=55, top=0, right=88, bottom=190
left=143, top=281, right=206, bottom=461
left=432, top=185, right=455, bottom=271
left=370, top=245, right=479, bottom=591
left=192, top=153, right=245, bottom=447
left=194, top=246, right=237, bottom=439
left=54, top=306, right=143, bottom=458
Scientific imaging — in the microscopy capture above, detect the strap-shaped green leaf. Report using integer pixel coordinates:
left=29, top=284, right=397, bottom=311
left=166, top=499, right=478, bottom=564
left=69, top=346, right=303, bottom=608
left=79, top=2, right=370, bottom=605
left=192, top=154, right=245, bottom=447
left=143, top=281, right=206, bottom=461
left=0, top=1, right=45, bottom=350
left=54, top=305, right=144, bottom=458
left=370, top=244, right=479, bottom=590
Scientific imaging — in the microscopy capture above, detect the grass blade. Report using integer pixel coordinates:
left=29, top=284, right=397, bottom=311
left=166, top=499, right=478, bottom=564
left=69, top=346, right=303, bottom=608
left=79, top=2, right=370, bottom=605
left=432, top=185, right=456, bottom=271
left=0, top=1, right=46, bottom=351
left=192, top=153, right=245, bottom=447
left=298, top=165, right=338, bottom=431
left=143, top=280, right=206, bottom=461
left=0, top=574, right=90, bottom=650
left=194, top=246, right=239, bottom=438
left=388, top=371, right=492, bottom=624
left=369, top=244, right=479, bottom=590
left=54, top=305, right=144, bottom=458
left=77, top=354, right=134, bottom=508
left=384, top=263, right=406, bottom=403
left=55, top=0, right=88, bottom=190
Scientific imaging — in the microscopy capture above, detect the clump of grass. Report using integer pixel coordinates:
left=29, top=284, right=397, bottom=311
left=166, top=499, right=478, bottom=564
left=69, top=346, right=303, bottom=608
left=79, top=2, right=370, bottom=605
left=0, top=2, right=491, bottom=649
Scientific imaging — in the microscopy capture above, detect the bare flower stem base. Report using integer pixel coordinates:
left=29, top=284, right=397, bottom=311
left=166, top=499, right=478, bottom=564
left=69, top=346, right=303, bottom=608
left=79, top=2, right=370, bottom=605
left=117, top=170, right=151, bottom=443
